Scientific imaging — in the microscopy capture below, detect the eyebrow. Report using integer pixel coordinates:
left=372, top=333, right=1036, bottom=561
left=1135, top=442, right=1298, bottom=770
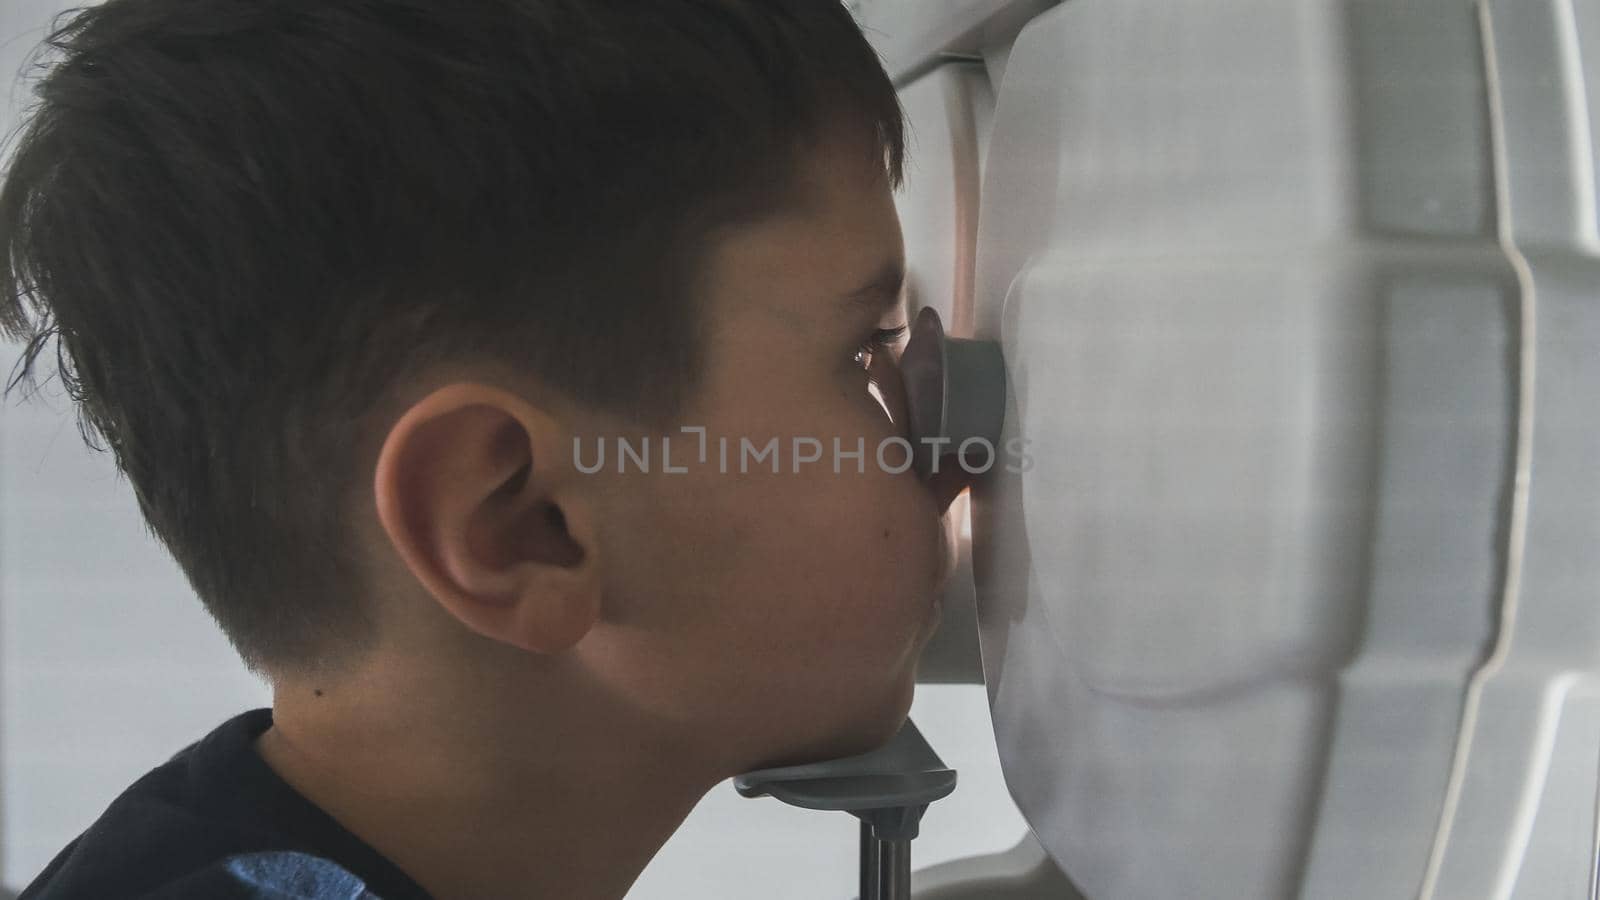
left=839, top=259, right=906, bottom=314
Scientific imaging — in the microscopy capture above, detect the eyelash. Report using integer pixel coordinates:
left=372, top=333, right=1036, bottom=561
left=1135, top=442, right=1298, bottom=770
left=853, top=324, right=909, bottom=371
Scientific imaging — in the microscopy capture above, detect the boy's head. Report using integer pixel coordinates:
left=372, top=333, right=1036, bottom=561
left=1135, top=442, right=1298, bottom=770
left=1, top=0, right=959, bottom=769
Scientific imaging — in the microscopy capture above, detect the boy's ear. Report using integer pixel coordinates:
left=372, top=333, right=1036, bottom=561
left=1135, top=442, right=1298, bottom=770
left=372, top=382, right=603, bottom=655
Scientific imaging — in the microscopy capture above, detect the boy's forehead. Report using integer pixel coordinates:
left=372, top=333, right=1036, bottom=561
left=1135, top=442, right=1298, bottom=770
left=837, top=258, right=907, bottom=317
left=701, top=142, right=904, bottom=320
left=697, top=198, right=904, bottom=328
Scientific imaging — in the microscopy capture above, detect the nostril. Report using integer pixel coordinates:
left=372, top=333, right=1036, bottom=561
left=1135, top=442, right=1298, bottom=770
left=925, top=462, right=972, bottom=514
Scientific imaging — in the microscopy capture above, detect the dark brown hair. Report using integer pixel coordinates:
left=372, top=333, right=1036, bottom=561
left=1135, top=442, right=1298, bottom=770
left=0, top=0, right=904, bottom=679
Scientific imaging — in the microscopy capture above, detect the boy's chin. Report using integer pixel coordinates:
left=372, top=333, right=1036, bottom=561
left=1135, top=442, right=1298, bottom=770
left=748, top=680, right=916, bottom=771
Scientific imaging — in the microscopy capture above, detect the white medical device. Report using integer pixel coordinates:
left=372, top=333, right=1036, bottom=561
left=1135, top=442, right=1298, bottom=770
left=743, top=1, right=1600, bottom=898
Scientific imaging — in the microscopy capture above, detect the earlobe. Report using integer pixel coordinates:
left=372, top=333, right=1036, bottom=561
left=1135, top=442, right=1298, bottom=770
left=371, top=381, right=604, bottom=655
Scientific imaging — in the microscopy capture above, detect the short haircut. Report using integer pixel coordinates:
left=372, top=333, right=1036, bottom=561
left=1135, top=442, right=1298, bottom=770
left=0, top=0, right=905, bottom=680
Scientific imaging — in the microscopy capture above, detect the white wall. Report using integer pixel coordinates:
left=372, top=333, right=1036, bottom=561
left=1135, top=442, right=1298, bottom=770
left=0, top=4, right=1029, bottom=896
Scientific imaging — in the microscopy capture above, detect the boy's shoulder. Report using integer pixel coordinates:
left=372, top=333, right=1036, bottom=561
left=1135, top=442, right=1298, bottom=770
left=16, top=709, right=430, bottom=900
left=30, top=847, right=382, bottom=900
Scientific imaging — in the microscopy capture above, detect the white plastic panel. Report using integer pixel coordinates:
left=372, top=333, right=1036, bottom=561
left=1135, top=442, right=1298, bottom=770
left=955, top=0, right=1600, bottom=897
left=1297, top=269, right=1515, bottom=900
left=848, top=0, right=1059, bottom=87
left=1419, top=3, right=1600, bottom=896
left=970, top=8, right=1394, bottom=895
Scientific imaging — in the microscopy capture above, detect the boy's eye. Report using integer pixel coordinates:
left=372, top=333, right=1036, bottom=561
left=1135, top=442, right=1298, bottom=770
left=853, top=324, right=908, bottom=372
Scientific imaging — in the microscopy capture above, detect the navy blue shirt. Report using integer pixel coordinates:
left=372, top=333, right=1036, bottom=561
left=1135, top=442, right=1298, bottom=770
left=18, top=708, right=433, bottom=900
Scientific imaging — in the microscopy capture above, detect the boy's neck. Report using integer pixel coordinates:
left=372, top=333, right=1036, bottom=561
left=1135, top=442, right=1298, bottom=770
left=254, top=657, right=721, bottom=900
